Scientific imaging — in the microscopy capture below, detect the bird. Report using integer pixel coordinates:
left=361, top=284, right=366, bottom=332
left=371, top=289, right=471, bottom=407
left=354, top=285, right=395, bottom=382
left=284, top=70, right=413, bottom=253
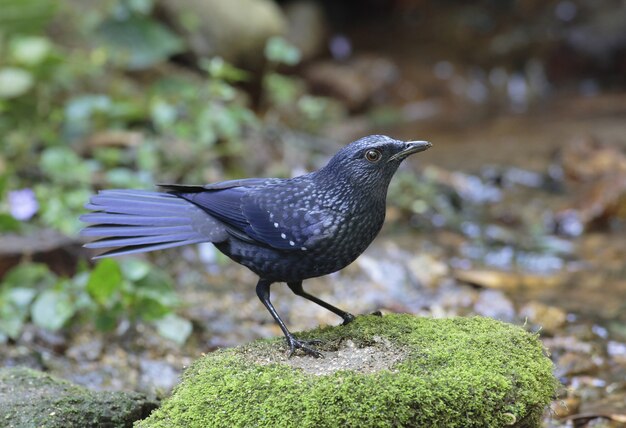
left=80, top=135, right=432, bottom=357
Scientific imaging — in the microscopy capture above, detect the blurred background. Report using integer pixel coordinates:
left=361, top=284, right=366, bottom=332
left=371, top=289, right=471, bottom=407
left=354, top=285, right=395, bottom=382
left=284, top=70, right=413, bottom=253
left=1, top=0, right=625, bottom=425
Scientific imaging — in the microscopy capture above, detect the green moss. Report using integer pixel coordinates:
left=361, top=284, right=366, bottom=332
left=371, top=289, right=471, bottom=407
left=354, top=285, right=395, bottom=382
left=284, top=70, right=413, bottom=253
left=138, top=314, right=557, bottom=428
left=0, top=367, right=157, bottom=428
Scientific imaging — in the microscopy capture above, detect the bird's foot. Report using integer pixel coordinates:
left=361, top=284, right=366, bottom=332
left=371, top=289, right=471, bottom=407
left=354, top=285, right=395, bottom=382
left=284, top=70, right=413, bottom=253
left=286, top=335, right=324, bottom=358
left=370, top=310, right=383, bottom=317
left=341, top=313, right=356, bottom=325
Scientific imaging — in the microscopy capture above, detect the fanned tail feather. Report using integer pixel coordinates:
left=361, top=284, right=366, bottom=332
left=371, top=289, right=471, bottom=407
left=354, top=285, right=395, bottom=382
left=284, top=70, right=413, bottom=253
left=80, top=189, right=225, bottom=258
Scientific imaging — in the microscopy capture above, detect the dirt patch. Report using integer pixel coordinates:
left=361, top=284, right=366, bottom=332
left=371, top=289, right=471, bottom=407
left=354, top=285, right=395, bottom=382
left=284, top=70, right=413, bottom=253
left=242, top=336, right=407, bottom=376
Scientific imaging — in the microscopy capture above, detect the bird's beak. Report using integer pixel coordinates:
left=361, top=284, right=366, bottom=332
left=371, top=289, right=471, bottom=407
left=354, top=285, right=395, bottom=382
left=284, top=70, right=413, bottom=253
left=388, top=140, right=432, bottom=162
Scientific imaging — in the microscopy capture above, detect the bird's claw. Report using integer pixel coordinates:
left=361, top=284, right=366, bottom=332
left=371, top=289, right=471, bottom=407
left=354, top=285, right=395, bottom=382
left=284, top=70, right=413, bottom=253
left=341, top=313, right=356, bottom=325
left=286, top=335, right=324, bottom=358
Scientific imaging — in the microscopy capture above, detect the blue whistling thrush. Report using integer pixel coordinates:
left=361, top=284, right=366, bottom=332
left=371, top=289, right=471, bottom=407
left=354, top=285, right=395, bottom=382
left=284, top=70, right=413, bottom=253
left=80, top=135, right=432, bottom=357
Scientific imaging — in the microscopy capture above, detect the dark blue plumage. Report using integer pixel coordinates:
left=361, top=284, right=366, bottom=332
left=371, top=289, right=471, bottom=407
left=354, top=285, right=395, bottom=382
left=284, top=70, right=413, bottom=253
left=80, top=135, right=431, bottom=356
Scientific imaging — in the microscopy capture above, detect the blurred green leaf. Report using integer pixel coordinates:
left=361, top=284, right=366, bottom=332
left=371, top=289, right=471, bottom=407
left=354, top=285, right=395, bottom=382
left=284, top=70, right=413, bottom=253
left=0, top=0, right=58, bottom=34
left=39, top=147, right=92, bottom=185
left=135, top=269, right=177, bottom=306
left=0, top=287, right=37, bottom=339
left=87, top=259, right=123, bottom=306
left=35, top=186, right=92, bottom=235
left=10, top=36, right=52, bottom=66
left=264, top=73, right=302, bottom=106
left=65, top=95, right=113, bottom=121
left=127, top=267, right=178, bottom=322
left=132, top=297, right=170, bottom=321
left=31, top=285, right=75, bottom=331
left=206, top=80, right=237, bottom=101
left=96, top=14, right=184, bottom=70
left=6, top=288, right=37, bottom=309
left=154, top=313, right=192, bottom=345
left=105, top=167, right=147, bottom=188
left=126, top=0, right=154, bottom=14
left=94, top=302, right=122, bottom=331
left=0, top=311, right=25, bottom=340
left=120, top=259, right=151, bottom=282
left=297, top=95, right=334, bottom=123
left=93, top=147, right=123, bottom=168
left=1, top=263, right=55, bottom=291
left=0, top=174, right=7, bottom=197
left=201, top=57, right=249, bottom=82
left=264, top=36, right=301, bottom=66
left=0, top=213, right=21, bottom=232
left=150, top=99, right=178, bottom=130
left=136, top=141, right=159, bottom=172
left=63, top=95, right=113, bottom=138
left=94, top=312, right=117, bottom=331
left=0, top=67, right=34, bottom=99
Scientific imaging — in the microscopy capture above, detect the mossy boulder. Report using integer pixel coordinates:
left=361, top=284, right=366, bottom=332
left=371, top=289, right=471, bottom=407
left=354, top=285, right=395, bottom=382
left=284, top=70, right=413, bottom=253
left=138, top=314, right=557, bottom=428
left=0, top=367, right=157, bottom=428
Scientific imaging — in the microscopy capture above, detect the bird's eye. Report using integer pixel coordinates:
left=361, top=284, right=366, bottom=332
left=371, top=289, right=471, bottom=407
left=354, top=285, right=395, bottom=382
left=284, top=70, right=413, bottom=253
left=364, top=149, right=382, bottom=163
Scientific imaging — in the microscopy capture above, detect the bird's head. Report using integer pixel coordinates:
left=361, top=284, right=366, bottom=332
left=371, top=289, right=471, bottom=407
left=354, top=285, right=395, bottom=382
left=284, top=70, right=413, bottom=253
left=321, top=135, right=432, bottom=196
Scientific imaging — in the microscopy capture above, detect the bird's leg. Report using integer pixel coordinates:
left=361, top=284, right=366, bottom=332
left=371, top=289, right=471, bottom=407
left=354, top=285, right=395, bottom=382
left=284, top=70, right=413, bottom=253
left=255, top=279, right=323, bottom=358
left=287, top=281, right=355, bottom=325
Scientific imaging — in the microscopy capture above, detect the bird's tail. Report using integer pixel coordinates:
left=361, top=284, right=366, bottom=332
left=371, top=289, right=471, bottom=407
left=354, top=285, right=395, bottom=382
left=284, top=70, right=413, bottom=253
left=80, top=189, right=217, bottom=258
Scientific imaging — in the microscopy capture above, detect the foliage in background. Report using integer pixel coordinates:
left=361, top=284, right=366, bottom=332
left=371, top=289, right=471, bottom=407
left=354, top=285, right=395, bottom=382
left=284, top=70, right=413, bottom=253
left=0, top=0, right=341, bottom=345
left=0, top=259, right=191, bottom=345
left=262, top=36, right=345, bottom=133
left=0, top=0, right=332, bottom=236
left=0, top=0, right=257, bottom=235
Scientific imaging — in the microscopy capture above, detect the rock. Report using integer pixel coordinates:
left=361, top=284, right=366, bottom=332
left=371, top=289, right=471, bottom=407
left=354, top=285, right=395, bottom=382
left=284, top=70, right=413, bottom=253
left=553, top=136, right=626, bottom=233
left=283, top=0, right=328, bottom=62
left=473, top=289, right=516, bottom=322
left=138, top=359, right=180, bottom=395
left=607, top=341, right=626, bottom=364
left=137, top=314, right=557, bottom=428
left=559, top=136, right=626, bottom=183
left=304, top=55, right=398, bottom=110
left=519, top=302, right=567, bottom=334
left=406, top=253, right=449, bottom=288
left=454, top=268, right=564, bottom=291
left=555, top=352, right=599, bottom=378
left=0, top=229, right=82, bottom=278
left=156, top=0, right=287, bottom=67
left=550, top=396, right=580, bottom=418
left=0, top=367, right=157, bottom=427
left=576, top=392, right=626, bottom=426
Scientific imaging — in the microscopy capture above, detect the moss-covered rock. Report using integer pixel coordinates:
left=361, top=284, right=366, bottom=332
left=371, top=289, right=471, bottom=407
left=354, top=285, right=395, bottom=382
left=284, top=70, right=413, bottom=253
left=0, top=367, right=157, bottom=428
left=138, top=314, right=557, bottom=428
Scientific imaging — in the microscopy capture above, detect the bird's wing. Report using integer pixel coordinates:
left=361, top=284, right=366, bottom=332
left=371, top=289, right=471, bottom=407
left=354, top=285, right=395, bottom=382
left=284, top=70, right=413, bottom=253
left=161, top=180, right=273, bottom=244
left=240, top=181, right=339, bottom=251
left=174, top=186, right=254, bottom=242
left=175, top=180, right=338, bottom=251
left=158, top=178, right=272, bottom=193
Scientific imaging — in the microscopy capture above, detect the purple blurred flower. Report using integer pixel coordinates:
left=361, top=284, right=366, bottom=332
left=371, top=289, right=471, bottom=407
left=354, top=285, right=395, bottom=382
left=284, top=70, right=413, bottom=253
left=329, top=34, right=352, bottom=60
left=8, top=188, right=39, bottom=221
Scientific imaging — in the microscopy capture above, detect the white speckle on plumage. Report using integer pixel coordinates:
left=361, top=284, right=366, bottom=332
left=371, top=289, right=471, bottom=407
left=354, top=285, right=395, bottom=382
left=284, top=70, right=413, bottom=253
left=301, top=246, right=307, bottom=251
left=281, top=233, right=286, bottom=239
left=289, top=240, right=295, bottom=246
left=274, top=222, right=279, bottom=228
